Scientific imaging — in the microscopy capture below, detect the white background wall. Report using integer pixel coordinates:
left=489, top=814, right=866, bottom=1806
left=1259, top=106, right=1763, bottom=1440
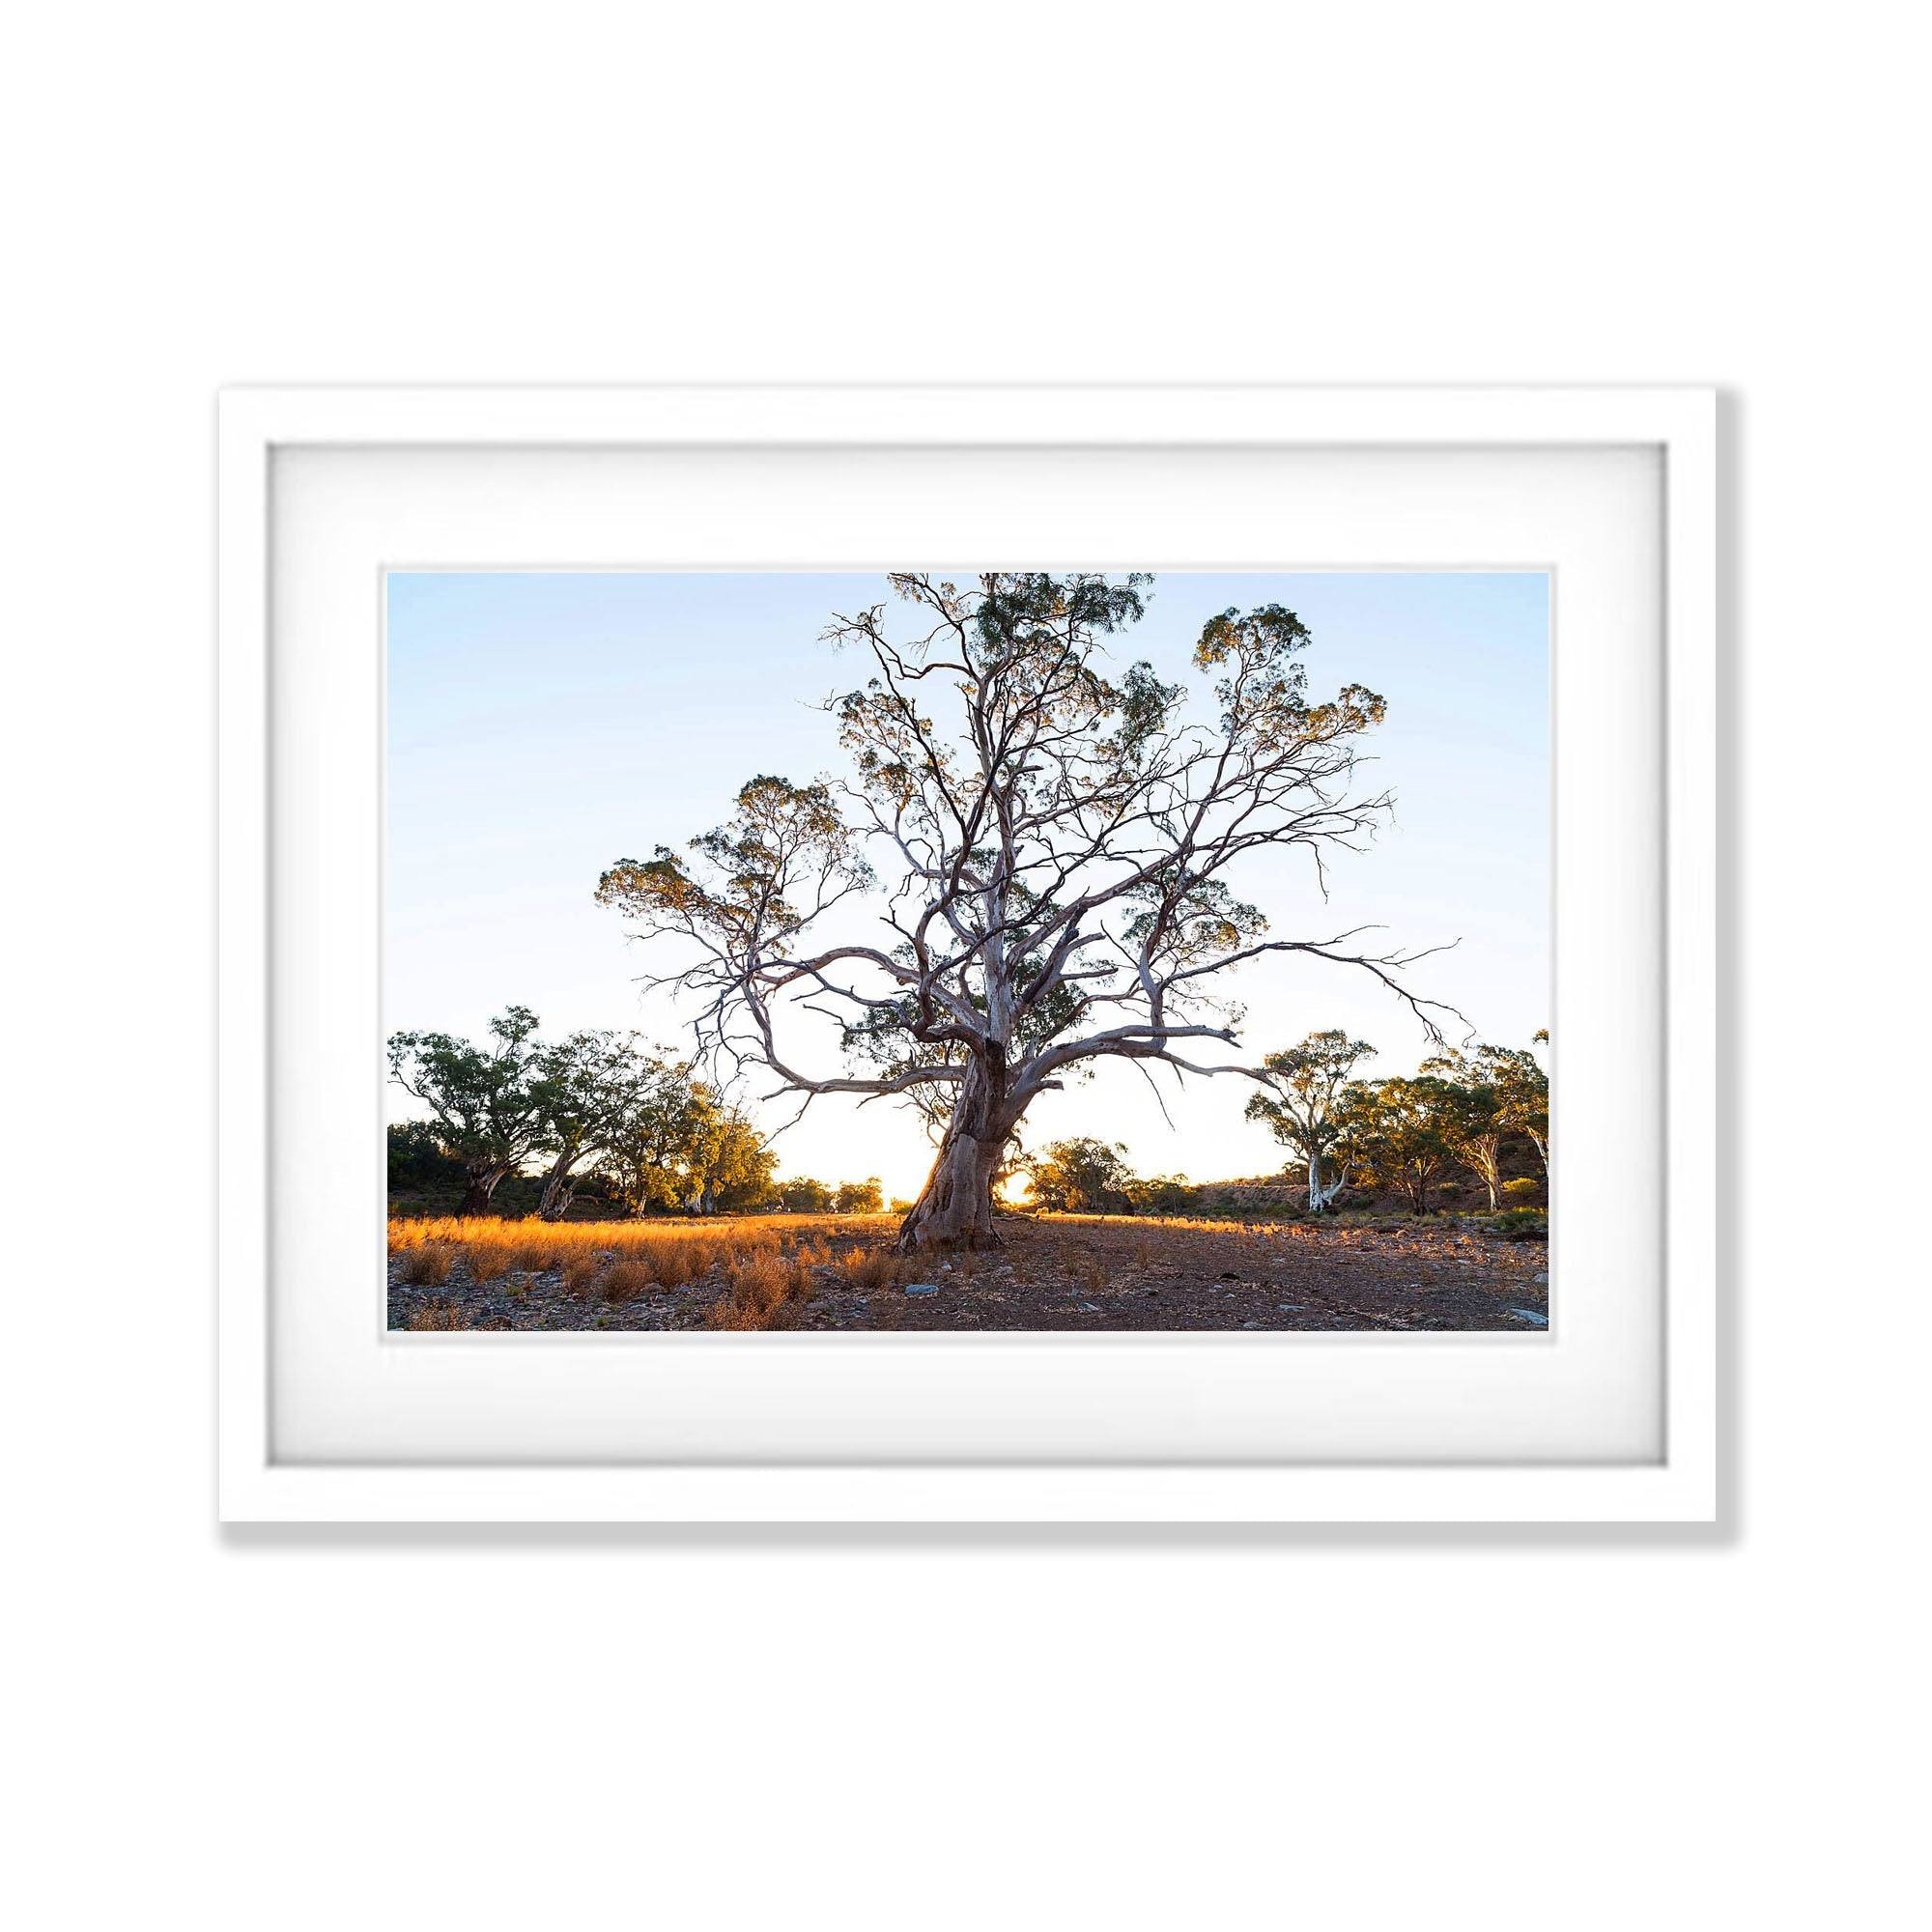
left=4, top=5, right=1924, bottom=1927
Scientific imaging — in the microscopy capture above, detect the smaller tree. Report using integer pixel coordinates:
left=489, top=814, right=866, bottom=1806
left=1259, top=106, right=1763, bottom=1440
left=1421, top=1047, right=1511, bottom=1210
left=1244, top=1029, right=1377, bottom=1211
left=386, top=1007, right=548, bottom=1215
left=1025, top=1138, right=1136, bottom=1214
left=834, top=1178, right=885, bottom=1214
left=1492, top=1032, right=1550, bottom=1173
left=1349, top=1075, right=1454, bottom=1215
left=531, top=1030, right=666, bottom=1221
left=1125, top=1172, right=1194, bottom=1215
left=780, top=1176, right=837, bottom=1213
left=599, top=1062, right=699, bottom=1215
left=678, top=1091, right=776, bottom=1214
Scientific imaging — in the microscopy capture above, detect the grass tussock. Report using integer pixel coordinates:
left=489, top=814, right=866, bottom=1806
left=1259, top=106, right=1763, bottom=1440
left=706, top=1252, right=814, bottom=1331
left=398, top=1242, right=454, bottom=1286
left=840, top=1246, right=898, bottom=1291
left=465, top=1241, right=511, bottom=1283
left=599, top=1258, right=654, bottom=1303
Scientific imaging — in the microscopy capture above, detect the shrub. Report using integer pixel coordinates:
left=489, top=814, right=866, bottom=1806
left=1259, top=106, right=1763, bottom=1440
left=600, top=1258, right=653, bottom=1303
left=398, top=1242, right=453, bottom=1286
left=889, top=1198, right=914, bottom=1216
left=1503, top=1177, right=1541, bottom=1201
left=560, top=1252, right=601, bottom=1293
left=841, top=1246, right=896, bottom=1291
left=706, top=1253, right=809, bottom=1330
left=464, top=1241, right=511, bottom=1283
left=1491, top=1207, right=1548, bottom=1241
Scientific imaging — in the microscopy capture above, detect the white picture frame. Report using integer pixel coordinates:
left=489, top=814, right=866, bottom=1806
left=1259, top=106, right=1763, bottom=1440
left=218, top=384, right=1716, bottom=1523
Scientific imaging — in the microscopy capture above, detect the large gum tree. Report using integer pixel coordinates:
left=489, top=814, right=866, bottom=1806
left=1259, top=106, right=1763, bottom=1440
left=596, top=573, right=1445, bottom=1251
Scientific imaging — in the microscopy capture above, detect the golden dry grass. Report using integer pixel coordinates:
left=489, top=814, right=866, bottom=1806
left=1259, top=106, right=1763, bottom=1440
left=705, top=1251, right=814, bottom=1330
left=397, top=1241, right=454, bottom=1286
left=390, top=1212, right=892, bottom=1270
left=839, top=1245, right=898, bottom=1291
left=599, top=1258, right=653, bottom=1303
left=465, top=1240, right=511, bottom=1283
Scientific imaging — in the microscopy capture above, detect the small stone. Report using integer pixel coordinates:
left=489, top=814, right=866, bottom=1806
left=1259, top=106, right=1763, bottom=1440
left=903, top=1283, right=940, bottom=1297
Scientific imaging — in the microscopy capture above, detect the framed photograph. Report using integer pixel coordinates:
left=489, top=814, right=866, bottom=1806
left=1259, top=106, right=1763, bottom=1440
left=218, top=385, right=1716, bottom=1521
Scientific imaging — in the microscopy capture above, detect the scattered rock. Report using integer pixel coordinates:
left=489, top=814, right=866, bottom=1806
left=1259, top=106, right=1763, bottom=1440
left=1508, top=1307, right=1548, bottom=1326
left=903, top=1283, right=940, bottom=1297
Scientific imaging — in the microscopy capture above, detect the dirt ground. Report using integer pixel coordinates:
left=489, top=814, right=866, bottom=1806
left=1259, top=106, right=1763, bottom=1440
left=387, top=1212, right=1549, bottom=1333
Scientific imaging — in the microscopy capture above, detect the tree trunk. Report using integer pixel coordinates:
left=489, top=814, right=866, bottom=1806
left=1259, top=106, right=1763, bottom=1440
left=1308, top=1153, right=1350, bottom=1213
left=537, top=1153, right=580, bottom=1223
left=457, top=1164, right=506, bottom=1217
left=896, top=1054, right=1010, bottom=1252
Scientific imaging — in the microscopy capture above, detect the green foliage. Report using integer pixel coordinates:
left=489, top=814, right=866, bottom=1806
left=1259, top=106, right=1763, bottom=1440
left=1489, top=1206, right=1548, bottom=1241
left=834, top=1178, right=885, bottom=1213
left=1025, top=1138, right=1136, bottom=1213
left=780, top=1177, right=836, bottom=1213
left=1125, top=1172, right=1194, bottom=1215
left=386, top=1006, right=550, bottom=1211
left=386, top=1122, right=466, bottom=1191
left=1338, top=1074, right=1456, bottom=1215
left=1246, top=1029, right=1377, bottom=1209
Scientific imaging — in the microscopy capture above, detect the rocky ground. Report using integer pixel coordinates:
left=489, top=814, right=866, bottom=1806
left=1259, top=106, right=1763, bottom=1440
left=388, top=1214, right=1549, bottom=1333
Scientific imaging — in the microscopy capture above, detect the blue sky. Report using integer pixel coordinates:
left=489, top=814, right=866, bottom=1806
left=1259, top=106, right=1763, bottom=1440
left=386, top=571, right=1548, bottom=1203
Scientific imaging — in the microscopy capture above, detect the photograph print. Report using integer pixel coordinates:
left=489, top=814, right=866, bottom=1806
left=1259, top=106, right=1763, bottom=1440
left=385, top=569, right=1550, bottom=1333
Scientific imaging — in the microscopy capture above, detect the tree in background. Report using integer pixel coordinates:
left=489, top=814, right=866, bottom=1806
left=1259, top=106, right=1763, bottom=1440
left=1492, top=1030, right=1550, bottom=1173
left=1024, top=1138, right=1136, bottom=1214
left=1244, top=1029, right=1377, bottom=1211
left=599, top=573, right=1448, bottom=1251
left=1348, top=1075, right=1455, bottom=1215
left=1125, top=1172, right=1194, bottom=1215
left=779, top=1176, right=836, bottom=1212
left=834, top=1178, right=885, bottom=1213
left=385, top=1121, right=467, bottom=1193
left=674, top=1091, right=775, bottom=1214
left=1420, top=1046, right=1514, bottom=1210
left=531, top=1030, right=668, bottom=1221
left=386, top=1006, right=549, bottom=1215
left=597, top=1062, right=707, bottom=1214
